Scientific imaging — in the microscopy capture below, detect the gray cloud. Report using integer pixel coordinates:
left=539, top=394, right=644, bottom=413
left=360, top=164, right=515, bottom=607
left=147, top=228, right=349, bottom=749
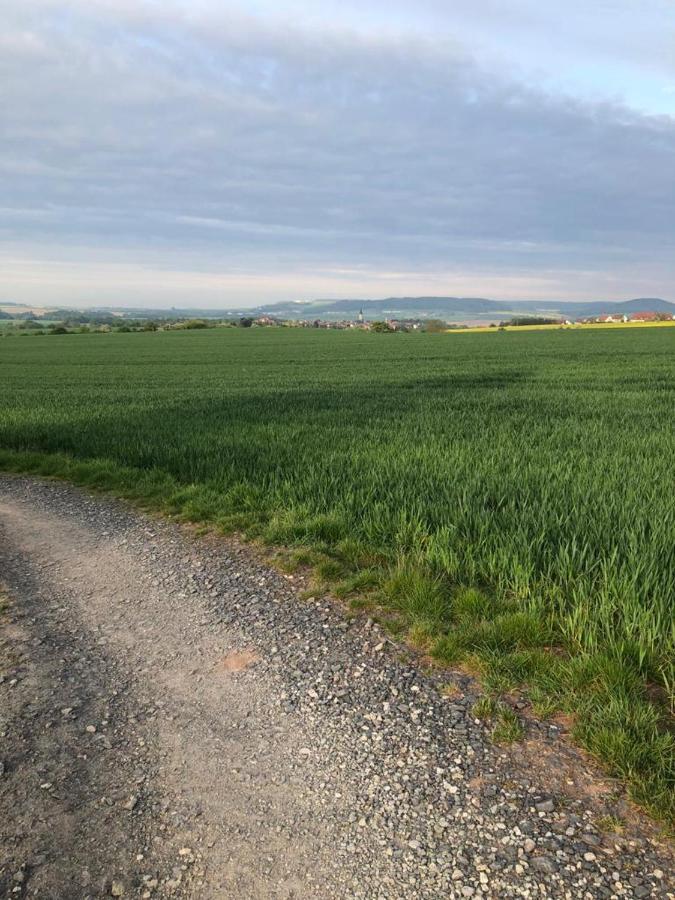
left=1, top=0, right=674, bottom=305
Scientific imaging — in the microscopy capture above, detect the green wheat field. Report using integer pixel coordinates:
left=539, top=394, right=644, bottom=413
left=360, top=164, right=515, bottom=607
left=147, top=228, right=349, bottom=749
left=1, top=326, right=673, bottom=821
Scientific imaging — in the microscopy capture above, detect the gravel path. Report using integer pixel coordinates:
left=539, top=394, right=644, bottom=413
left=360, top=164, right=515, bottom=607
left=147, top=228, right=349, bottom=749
left=0, top=476, right=672, bottom=899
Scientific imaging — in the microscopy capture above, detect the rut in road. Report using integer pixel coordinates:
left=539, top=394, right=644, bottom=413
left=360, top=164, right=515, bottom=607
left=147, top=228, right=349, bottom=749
left=0, top=477, right=672, bottom=899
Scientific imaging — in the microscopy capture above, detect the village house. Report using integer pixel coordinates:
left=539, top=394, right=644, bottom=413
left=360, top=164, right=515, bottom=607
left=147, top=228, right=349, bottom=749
left=630, top=311, right=660, bottom=322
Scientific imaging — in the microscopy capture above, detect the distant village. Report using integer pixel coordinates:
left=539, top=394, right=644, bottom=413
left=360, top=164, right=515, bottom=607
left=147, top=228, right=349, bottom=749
left=248, top=308, right=675, bottom=331
left=561, top=311, right=675, bottom=325
left=250, top=309, right=425, bottom=331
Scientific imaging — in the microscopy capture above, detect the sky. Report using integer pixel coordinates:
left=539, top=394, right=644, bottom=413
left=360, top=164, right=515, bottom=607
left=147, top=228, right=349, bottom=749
left=2, top=0, right=675, bottom=308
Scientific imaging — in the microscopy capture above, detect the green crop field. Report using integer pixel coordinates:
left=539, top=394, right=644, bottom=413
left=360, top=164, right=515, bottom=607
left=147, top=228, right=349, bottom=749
left=1, top=326, right=673, bottom=821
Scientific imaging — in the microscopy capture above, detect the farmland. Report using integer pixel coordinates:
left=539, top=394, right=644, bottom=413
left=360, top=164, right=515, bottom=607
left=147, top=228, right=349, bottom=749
left=1, top=326, right=673, bottom=821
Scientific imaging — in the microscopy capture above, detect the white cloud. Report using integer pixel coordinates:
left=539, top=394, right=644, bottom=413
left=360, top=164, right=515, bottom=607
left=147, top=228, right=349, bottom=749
left=1, top=1, right=674, bottom=306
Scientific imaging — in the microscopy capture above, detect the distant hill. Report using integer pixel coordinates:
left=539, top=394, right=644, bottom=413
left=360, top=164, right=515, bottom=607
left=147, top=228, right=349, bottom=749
left=229, top=296, right=675, bottom=323
left=559, top=297, right=675, bottom=318
left=229, top=296, right=513, bottom=321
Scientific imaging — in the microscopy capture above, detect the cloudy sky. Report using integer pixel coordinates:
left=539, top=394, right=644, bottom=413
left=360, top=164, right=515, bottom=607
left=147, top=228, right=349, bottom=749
left=2, top=0, right=675, bottom=308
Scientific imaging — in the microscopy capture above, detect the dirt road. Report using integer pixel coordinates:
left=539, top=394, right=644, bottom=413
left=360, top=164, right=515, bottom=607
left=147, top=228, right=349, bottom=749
left=0, top=477, right=672, bottom=899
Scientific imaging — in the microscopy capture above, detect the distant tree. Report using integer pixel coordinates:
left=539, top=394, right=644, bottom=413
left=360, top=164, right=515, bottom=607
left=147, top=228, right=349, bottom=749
left=239, top=317, right=254, bottom=328
left=49, top=325, right=68, bottom=335
left=370, top=321, right=394, bottom=333
left=503, top=316, right=561, bottom=327
left=422, top=319, right=448, bottom=333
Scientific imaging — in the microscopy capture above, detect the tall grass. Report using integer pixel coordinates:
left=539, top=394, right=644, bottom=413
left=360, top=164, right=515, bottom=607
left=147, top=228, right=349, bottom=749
left=1, top=326, right=673, bottom=820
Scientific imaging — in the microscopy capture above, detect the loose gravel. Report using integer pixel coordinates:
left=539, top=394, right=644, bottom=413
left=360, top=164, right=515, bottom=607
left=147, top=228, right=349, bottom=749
left=0, top=476, right=672, bottom=899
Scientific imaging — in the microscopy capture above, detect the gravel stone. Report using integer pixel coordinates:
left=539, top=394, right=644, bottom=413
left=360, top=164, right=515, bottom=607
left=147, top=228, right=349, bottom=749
left=535, top=799, right=555, bottom=813
left=530, top=855, right=559, bottom=875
